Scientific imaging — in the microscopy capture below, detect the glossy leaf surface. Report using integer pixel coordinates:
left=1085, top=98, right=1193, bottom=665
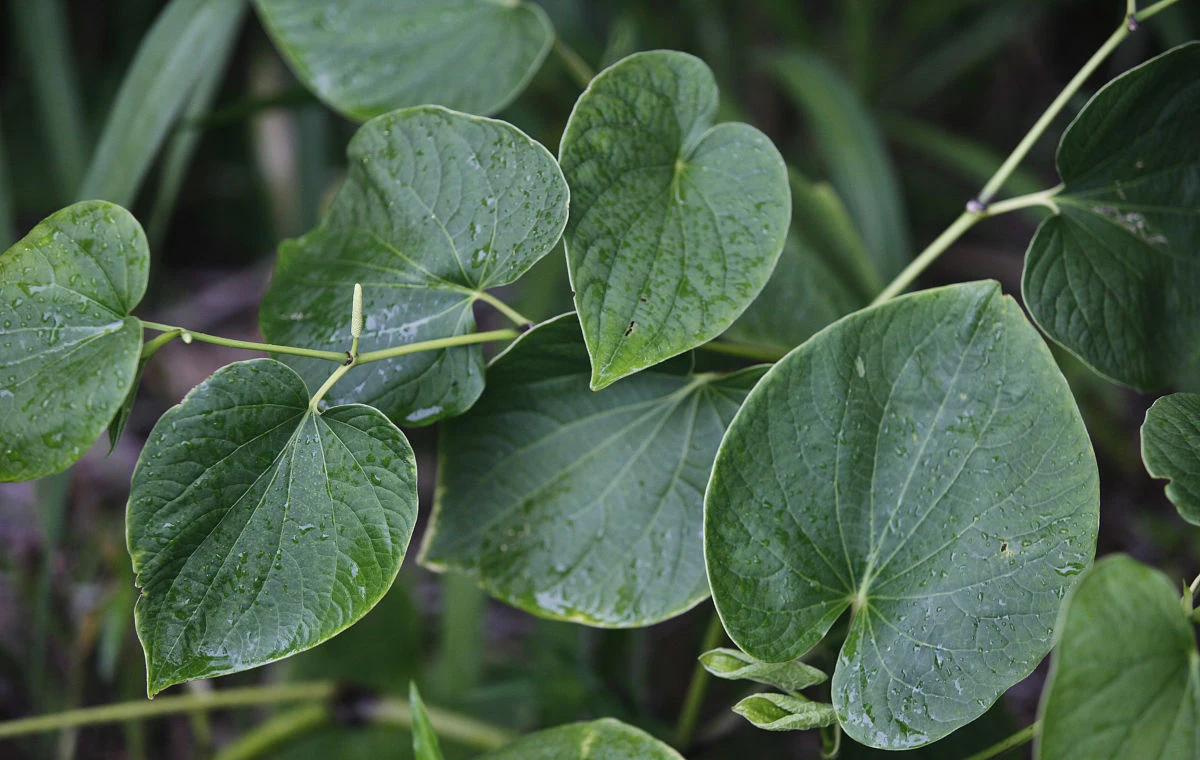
left=732, top=693, right=838, bottom=732
left=1142, top=393, right=1200, bottom=525
left=699, top=647, right=827, bottom=693
left=559, top=51, right=790, bottom=389
left=706, top=281, right=1099, bottom=748
left=254, top=0, right=554, bottom=120
left=421, top=314, right=764, bottom=626
left=260, top=106, right=568, bottom=425
left=479, top=719, right=683, bottom=760
left=128, top=359, right=417, bottom=694
left=1037, top=555, right=1200, bottom=760
left=1023, top=43, right=1200, bottom=392
left=0, top=201, right=148, bottom=482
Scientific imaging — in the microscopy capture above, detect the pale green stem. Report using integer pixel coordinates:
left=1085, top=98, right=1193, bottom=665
left=213, top=704, right=328, bottom=760
left=554, top=37, right=596, bottom=89
left=140, top=329, right=182, bottom=360
left=1128, top=0, right=1138, bottom=15
left=309, top=359, right=356, bottom=411
left=474, top=290, right=534, bottom=326
left=674, top=613, right=726, bottom=748
left=870, top=211, right=980, bottom=306
left=355, top=329, right=519, bottom=365
left=961, top=722, right=1039, bottom=760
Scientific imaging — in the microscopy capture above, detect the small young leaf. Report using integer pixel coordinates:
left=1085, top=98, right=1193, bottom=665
left=420, top=314, right=765, bottom=626
left=1022, top=42, right=1200, bottom=392
left=705, top=281, right=1099, bottom=749
left=479, top=718, right=684, bottom=759
left=260, top=106, right=568, bottom=426
left=1037, top=555, right=1200, bottom=760
left=732, top=693, right=837, bottom=732
left=0, top=201, right=149, bottom=482
left=1141, top=393, right=1200, bottom=525
left=254, top=0, right=554, bottom=120
left=127, top=359, right=417, bottom=695
left=409, top=683, right=445, bottom=760
left=699, top=647, right=827, bottom=693
left=559, top=50, right=790, bottom=389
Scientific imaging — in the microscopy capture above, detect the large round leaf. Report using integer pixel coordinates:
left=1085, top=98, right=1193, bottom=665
left=421, top=314, right=764, bottom=626
left=559, top=50, right=790, bottom=390
left=253, top=0, right=554, bottom=120
left=705, top=281, right=1099, bottom=749
left=1037, top=555, right=1200, bottom=760
left=479, top=719, right=683, bottom=760
left=1141, top=393, right=1200, bottom=525
left=1022, top=42, right=1200, bottom=392
left=127, top=359, right=417, bottom=694
left=0, top=201, right=148, bottom=482
left=260, top=106, right=568, bottom=426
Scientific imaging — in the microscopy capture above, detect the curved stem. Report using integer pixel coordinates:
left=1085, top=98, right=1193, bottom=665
left=474, top=290, right=533, bottom=327
left=961, top=722, right=1039, bottom=760
left=674, top=613, right=726, bottom=748
left=355, top=329, right=519, bottom=365
left=0, top=682, right=337, bottom=739
left=140, top=328, right=182, bottom=360
left=140, top=320, right=347, bottom=363
left=554, top=37, right=595, bottom=89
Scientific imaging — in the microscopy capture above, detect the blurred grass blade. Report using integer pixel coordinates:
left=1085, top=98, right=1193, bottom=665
left=411, top=683, right=447, bottom=760
left=767, top=50, right=910, bottom=278
left=78, top=0, right=247, bottom=205
left=842, top=0, right=879, bottom=93
left=883, top=113, right=1048, bottom=201
left=10, top=0, right=89, bottom=199
left=146, top=33, right=240, bottom=250
left=885, top=4, right=1035, bottom=107
left=0, top=115, right=14, bottom=246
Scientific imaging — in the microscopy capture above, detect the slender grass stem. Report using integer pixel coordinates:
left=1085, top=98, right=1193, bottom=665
left=674, top=613, right=726, bottom=748
left=961, top=722, right=1039, bottom=760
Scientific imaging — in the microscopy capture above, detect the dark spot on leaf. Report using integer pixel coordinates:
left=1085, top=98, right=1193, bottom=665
left=624, top=321, right=636, bottom=337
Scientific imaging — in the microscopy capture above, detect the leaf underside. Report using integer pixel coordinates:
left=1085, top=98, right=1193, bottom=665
left=706, top=281, right=1099, bottom=749
left=421, top=314, right=764, bottom=626
left=559, top=50, right=790, bottom=389
left=260, top=106, right=569, bottom=426
left=127, top=359, right=417, bottom=694
left=0, top=201, right=148, bottom=482
left=1022, top=42, right=1200, bottom=392
left=254, top=0, right=554, bottom=120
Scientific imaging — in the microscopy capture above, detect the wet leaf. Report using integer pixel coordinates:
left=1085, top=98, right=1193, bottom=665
left=127, top=359, right=417, bottom=694
left=260, top=106, right=568, bottom=425
left=559, top=51, right=790, bottom=389
left=1037, top=555, right=1200, bottom=760
left=0, top=201, right=148, bottom=482
left=705, top=281, right=1099, bottom=749
left=1141, top=393, right=1200, bottom=525
left=699, top=647, right=827, bottom=693
left=421, top=314, right=764, bottom=626
left=732, top=693, right=837, bottom=732
left=254, top=0, right=553, bottom=120
left=479, top=718, right=683, bottom=759
left=1022, top=43, right=1200, bottom=392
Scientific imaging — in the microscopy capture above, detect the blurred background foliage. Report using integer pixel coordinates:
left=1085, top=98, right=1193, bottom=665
left=1, top=0, right=1198, bottom=757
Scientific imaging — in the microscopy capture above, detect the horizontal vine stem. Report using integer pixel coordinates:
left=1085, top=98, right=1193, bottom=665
left=961, top=721, right=1039, bottom=760
left=355, top=328, right=519, bottom=365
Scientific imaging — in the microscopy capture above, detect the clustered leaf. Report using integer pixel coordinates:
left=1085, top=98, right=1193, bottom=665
left=127, top=359, right=418, bottom=695
left=706, top=281, right=1099, bottom=749
left=699, top=647, right=827, bottom=693
left=1141, top=393, right=1200, bottom=525
left=421, top=314, right=765, bottom=626
left=253, top=0, right=554, bottom=120
left=1022, top=42, right=1200, bottom=392
left=732, top=693, right=838, bottom=732
left=259, top=105, right=569, bottom=426
left=559, top=50, right=790, bottom=389
left=1036, top=556, right=1200, bottom=760
left=0, top=201, right=149, bottom=482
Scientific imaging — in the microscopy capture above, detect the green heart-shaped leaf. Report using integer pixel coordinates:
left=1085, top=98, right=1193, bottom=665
left=1022, top=42, right=1200, bottom=392
left=254, top=0, right=554, bottom=120
left=260, top=106, right=569, bottom=425
left=421, top=314, right=765, bottom=626
left=1037, top=555, right=1200, bottom=760
left=732, top=693, right=838, bottom=733
left=0, top=201, right=148, bottom=482
left=725, top=169, right=878, bottom=351
left=699, top=647, right=827, bottom=693
left=559, top=50, right=790, bottom=389
left=127, top=359, right=417, bottom=695
left=705, top=281, right=1099, bottom=749
left=1142, top=393, right=1200, bottom=525
left=479, top=719, right=683, bottom=760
